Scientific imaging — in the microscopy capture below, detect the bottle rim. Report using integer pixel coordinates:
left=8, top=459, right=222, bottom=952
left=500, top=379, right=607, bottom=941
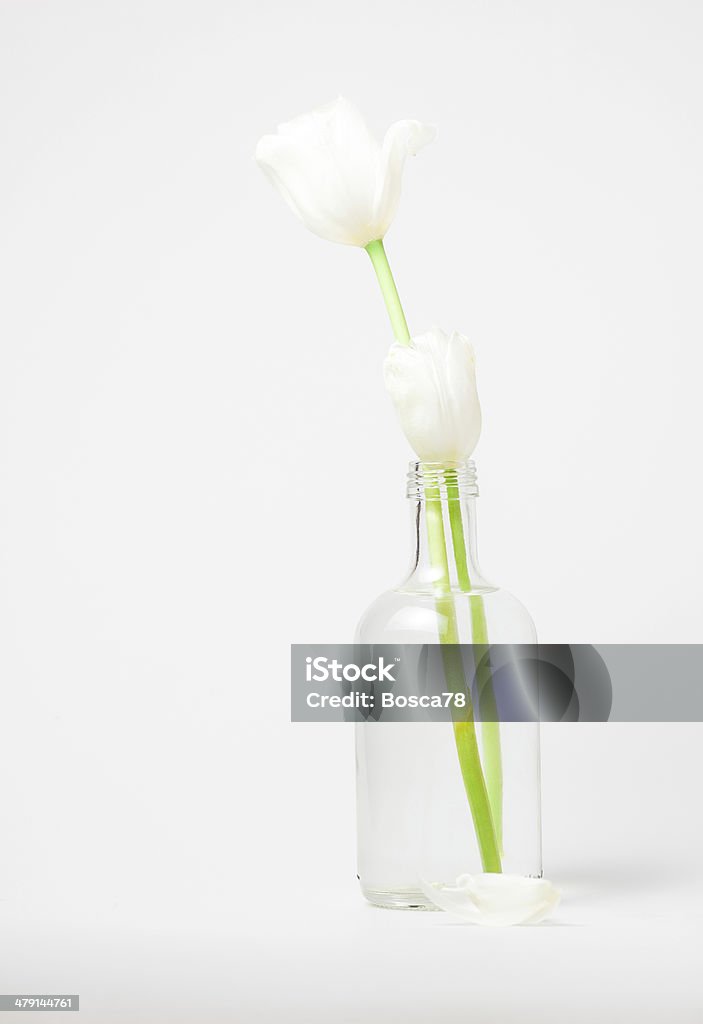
left=406, top=460, right=479, bottom=500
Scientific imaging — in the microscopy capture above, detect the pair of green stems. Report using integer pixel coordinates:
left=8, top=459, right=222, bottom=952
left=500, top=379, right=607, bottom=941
left=426, top=475, right=503, bottom=872
left=366, top=238, right=503, bottom=873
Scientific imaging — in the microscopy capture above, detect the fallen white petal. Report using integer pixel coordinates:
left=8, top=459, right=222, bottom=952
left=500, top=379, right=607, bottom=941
left=419, top=873, right=560, bottom=926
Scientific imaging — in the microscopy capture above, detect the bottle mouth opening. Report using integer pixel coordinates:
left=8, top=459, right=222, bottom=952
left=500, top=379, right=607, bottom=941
left=406, top=460, right=479, bottom=500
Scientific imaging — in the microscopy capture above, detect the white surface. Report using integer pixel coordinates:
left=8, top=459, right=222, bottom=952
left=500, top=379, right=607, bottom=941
left=2, top=725, right=702, bottom=1022
left=1, top=1, right=702, bottom=1020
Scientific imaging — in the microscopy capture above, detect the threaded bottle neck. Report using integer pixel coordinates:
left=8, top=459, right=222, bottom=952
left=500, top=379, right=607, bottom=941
left=406, top=460, right=479, bottom=502
left=401, top=458, right=488, bottom=594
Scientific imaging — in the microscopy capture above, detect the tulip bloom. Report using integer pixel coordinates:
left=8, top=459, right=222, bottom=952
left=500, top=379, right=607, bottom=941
left=255, top=97, right=435, bottom=248
left=384, top=327, right=482, bottom=462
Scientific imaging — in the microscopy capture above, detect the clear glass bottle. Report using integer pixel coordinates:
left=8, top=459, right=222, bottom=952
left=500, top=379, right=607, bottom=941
left=355, top=460, right=541, bottom=909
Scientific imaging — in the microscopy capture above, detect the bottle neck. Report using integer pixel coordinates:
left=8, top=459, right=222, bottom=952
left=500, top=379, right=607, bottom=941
left=403, top=461, right=488, bottom=593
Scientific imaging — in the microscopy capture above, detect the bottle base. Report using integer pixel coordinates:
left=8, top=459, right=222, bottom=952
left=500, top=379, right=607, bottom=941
left=360, top=870, right=544, bottom=911
left=360, top=885, right=440, bottom=911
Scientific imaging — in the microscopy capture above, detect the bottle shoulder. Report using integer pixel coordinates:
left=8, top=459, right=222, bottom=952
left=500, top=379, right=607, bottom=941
left=356, top=586, right=536, bottom=644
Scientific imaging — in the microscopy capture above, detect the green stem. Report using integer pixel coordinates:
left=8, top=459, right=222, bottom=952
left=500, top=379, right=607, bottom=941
left=363, top=242, right=501, bottom=871
left=470, top=598, right=504, bottom=855
left=365, top=239, right=411, bottom=344
left=426, top=478, right=502, bottom=873
left=446, top=469, right=504, bottom=854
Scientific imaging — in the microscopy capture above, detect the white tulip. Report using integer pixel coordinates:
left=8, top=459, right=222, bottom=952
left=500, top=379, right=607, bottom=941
left=384, top=327, right=482, bottom=462
left=420, top=873, right=561, bottom=926
left=255, top=97, right=435, bottom=247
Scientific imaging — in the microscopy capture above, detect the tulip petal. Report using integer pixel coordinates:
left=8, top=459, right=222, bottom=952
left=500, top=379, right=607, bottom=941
left=419, top=873, right=561, bottom=926
left=256, top=132, right=372, bottom=244
left=374, top=121, right=437, bottom=237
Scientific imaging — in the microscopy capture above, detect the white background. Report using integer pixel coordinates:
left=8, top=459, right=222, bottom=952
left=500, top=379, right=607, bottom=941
left=1, top=0, right=702, bottom=1020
